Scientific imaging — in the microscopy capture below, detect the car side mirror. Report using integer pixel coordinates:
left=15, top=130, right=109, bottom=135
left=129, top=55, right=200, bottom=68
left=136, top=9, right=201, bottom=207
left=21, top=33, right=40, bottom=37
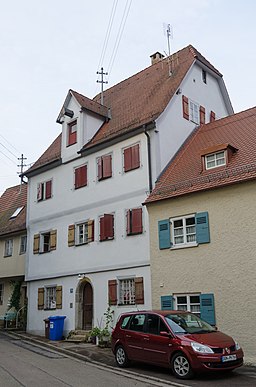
left=160, top=331, right=173, bottom=338
left=214, top=326, right=218, bottom=331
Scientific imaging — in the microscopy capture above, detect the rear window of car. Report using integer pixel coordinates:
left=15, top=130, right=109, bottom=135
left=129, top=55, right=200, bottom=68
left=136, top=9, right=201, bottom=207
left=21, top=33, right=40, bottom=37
left=121, top=316, right=131, bottom=329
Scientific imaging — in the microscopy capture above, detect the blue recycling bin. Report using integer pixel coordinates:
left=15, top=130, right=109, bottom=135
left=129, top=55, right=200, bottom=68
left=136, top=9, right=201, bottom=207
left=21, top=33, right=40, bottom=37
left=48, top=316, right=66, bottom=340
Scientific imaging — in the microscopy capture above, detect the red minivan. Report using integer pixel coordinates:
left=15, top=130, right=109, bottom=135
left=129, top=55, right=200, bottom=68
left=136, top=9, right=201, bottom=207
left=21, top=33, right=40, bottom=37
left=111, top=310, right=243, bottom=379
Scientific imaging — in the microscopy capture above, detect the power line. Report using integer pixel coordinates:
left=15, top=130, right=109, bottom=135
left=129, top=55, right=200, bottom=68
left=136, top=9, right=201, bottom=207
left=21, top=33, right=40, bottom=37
left=97, top=0, right=118, bottom=71
left=0, top=149, right=17, bottom=165
left=0, top=133, right=21, bottom=154
left=0, top=142, right=18, bottom=159
left=107, top=0, right=132, bottom=77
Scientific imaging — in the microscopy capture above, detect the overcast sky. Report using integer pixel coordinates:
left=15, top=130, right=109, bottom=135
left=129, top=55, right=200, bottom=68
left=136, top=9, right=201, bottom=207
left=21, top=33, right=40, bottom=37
left=0, top=0, right=255, bottom=194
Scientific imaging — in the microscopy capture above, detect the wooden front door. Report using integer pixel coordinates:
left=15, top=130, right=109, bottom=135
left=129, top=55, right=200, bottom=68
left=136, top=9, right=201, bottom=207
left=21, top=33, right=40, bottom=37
left=82, top=282, right=93, bottom=330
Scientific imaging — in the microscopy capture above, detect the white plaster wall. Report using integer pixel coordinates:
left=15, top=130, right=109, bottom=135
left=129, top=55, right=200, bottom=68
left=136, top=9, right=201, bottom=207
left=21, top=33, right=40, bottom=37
left=154, top=64, right=230, bottom=179
left=26, top=264, right=151, bottom=336
left=147, top=181, right=256, bottom=365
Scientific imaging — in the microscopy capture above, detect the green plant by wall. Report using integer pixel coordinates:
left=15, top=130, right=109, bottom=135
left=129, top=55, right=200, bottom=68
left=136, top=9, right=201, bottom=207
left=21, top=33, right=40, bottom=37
left=8, top=281, right=22, bottom=311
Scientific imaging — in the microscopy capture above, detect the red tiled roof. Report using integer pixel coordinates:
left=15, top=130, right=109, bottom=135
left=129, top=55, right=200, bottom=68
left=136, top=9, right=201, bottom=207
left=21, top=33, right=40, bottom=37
left=0, top=184, right=27, bottom=235
left=145, top=107, right=256, bottom=203
left=25, top=44, right=224, bottom=174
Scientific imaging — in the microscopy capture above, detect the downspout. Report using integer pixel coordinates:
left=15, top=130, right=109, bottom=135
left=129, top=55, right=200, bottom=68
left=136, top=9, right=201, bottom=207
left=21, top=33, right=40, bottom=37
left=144, top=129, right=153, bottom=193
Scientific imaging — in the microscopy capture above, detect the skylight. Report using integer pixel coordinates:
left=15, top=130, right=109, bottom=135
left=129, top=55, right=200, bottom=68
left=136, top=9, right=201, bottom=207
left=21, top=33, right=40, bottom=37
left=10, top=206, right=24, bottom=219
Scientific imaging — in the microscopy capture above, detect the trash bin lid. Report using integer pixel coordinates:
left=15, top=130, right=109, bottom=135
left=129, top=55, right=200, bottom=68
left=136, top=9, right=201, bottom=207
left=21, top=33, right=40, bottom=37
left=48, top=316, right=66, bottom=321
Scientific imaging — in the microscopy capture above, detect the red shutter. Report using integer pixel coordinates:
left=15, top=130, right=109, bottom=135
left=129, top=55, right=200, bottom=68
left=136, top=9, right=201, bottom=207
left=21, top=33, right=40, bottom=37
left=100, top=214, right=114, bottom=241
left=132, top=208, right=143, bottom=234
left=131, top=144, right=140, bottom=169
left=135, top=277, right=144, bottom=304
left=45, top=180, right=52, bottom=199
left=124, top=147, right=132, bottom=172
left=75, top=165, right=87, bottom=189
left=103, top=155, right=112, bottom=178
left=108, top=280, right=117, bottom=305
left=182, top=95, right=189, bottom=120
left=97, top=157, right=103, bottom=180
left=68, top=121, right=77, bottom=145
left=200, top=106, right=205, bottom=124
left=210, top=111, right=216, bottom=122
left=126, top=210, right=131, bottom=235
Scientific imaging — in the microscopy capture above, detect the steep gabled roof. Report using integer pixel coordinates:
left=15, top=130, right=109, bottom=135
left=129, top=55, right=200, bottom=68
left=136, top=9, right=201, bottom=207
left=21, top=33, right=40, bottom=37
left=25, top=44, right=227, bottom=175
left=0, top=184, right=27, bottom=236
left=145, top=106, right=256, bottom=204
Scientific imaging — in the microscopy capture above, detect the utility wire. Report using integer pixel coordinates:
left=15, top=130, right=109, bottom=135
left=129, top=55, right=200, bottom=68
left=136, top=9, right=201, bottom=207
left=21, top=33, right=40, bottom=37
left=0, top=149, right=17, bottom=165
left=0, top=142, right=18, bottom=159
left=97, top=0, right=118, bottom=71
left=107, top=0, right=132, bottom=77
left=0, top=133, right=21, bottom=154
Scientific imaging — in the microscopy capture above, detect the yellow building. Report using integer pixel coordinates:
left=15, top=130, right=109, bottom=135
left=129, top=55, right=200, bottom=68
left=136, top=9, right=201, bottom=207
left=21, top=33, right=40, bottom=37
left=145, top=107, right=256, bottom=365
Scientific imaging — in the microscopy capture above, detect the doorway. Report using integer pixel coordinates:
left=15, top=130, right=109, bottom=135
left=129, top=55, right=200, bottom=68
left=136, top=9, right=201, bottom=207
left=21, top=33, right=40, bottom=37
left=82, top=281, right=93, bottom=330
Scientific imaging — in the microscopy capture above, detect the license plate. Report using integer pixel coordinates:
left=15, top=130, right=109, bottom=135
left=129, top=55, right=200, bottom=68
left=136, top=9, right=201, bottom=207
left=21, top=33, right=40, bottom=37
left=222, top=354, right=237, bottom=362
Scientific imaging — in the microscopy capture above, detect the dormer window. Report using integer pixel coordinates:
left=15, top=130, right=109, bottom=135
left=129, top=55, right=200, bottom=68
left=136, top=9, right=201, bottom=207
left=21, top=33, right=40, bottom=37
left=67, top=120, right=77, bottom=146
left=205, top=151, right=226, bottom=170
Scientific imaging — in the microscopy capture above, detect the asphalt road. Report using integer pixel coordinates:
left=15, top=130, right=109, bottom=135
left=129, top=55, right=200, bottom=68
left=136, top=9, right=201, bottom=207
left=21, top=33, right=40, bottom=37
left=1, top=332, right=256, bottom=387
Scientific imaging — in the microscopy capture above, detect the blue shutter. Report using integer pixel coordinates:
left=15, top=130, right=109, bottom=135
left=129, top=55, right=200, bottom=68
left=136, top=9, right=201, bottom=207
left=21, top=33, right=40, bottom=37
left=161, top=295, right=173, bottom=310
left=158, top=219, right=171, bottom=249
left=200, top=293, right=216, bottom=325
left=196, top=212, right=210, bottom=244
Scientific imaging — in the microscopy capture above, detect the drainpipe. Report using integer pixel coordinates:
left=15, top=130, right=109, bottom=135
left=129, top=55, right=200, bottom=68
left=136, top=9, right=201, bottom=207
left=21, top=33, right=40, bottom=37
left=144, top=129, right=153, bottom=193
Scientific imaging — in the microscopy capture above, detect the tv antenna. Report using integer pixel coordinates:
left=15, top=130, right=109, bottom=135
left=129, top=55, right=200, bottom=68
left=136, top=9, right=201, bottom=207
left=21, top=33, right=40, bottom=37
left=163, top=23, right=173, bottom=75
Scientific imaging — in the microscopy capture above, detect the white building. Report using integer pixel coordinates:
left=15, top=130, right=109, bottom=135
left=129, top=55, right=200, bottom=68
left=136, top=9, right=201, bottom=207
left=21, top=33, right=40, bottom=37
left=24, top=45, right=233, bottom=336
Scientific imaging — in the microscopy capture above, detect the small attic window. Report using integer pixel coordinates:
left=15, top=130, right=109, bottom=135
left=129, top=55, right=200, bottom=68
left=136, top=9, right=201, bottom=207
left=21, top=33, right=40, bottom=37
left=202, top=69, right=207, bottom=84
left=67, top=120, right=77, bottom=146
left=205, top=151, right=226, bottom=169
left=201, top=144, right=238, bottom=171
left=10, top=206, right=24, bottom=219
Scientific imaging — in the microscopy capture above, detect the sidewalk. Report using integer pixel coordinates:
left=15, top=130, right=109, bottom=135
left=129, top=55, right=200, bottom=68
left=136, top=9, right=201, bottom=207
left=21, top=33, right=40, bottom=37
left=3, top=330, right=116, bottom=367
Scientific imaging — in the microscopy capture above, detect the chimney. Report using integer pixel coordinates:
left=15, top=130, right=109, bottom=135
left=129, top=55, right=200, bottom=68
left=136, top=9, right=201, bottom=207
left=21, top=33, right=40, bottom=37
left=150, top=52, right=165, bottom=65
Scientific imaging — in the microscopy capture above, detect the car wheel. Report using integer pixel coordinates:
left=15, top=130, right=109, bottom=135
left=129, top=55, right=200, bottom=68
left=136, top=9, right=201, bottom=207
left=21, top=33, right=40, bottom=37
left=171, top=352, right=194, bottom=379
left=115, top=345, right=130, bottom=368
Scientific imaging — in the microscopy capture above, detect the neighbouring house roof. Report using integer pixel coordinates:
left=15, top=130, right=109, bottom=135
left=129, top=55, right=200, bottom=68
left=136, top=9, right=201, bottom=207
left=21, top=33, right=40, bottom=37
left=145, top=106, right=256, bottom=204
left=0, top=184, right=27, bottom=236
left=25, top=44, right=228, bottom=175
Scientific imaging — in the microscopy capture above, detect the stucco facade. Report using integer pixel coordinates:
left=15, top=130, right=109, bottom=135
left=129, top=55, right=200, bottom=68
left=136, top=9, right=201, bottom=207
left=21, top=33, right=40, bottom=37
left=147, top=181, right=256, bottom=364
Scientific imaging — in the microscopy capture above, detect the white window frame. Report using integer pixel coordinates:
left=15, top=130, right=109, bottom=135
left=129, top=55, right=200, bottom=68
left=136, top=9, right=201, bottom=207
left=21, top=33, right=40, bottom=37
left=171, top=215, right=197, bottom=248
left=118, top=277, right=135, bottom=305
left=45, top=286, right=56, bottom=310
left=20, top=235, right=27, bottom=255
left=189, top=100, right=200, bottom=124
left=10, top=206, right=24, bottom=219
left=0, top=283, right=3, bottom=305
left=76, top=222, right=89, bottom=245
left=40, top=232, right=51, bottom=253
left=4, top=239, right=13, bottom=257
left=37, top=179, right=52, bottom=202
left=174, top=294, right=201, bottom=317
left=205, top=151, right=226, bottom=170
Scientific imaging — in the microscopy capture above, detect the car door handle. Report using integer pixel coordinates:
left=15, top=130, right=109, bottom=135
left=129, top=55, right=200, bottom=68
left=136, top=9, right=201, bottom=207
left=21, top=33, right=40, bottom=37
left=125, top=334, right=132, bottom=338
left=143, top=337, right=150, bottom=341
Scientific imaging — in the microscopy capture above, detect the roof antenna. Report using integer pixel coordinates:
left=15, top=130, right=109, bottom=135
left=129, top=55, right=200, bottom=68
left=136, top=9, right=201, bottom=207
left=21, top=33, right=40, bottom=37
left=96, top=67, right=108, bottom=105
left=163, top=23, right=173, bottom=75
left=17, top=153, right=27, bottom=192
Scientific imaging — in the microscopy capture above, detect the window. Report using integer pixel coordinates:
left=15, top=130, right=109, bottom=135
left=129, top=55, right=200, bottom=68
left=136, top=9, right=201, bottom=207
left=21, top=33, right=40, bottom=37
left=37, top=180, right=52, bottom=201
left=172, top=215, right=196, bottom=246
left=158, top=212, right=210, bottom=249
left=38, top=285, right=62, bottom=310
left=4, top=239, right=13, bottom=257
left=45, top=286, right=56, bottom=309
left=10, top=206, right=24, bottom=219
left=189, top=101, right=199, bottom=124
left=99, top=214, right=114, bottom=241
left=146, top=314, right=168, bottom=335
left=67, top=120, right=77, bottom=146
left=161, top=293, right=216, bottom=325
left=119, top=278, right=135, bottom=305
left=126, top=208, right=143, bottom=235
left=175, top=294, right=201, bottom=317
left=97, top=154, right=112, bottom=181
left=129, top=314, right=146, bottom=332
left=74, top=164, right=87, bottom=189
left=205, top=151, right=226, bottom=169
left=123, top=144, right=140, bottom=172
left=20, top=235, right=27, bottom=254
left=68, top=221, right=94, bottom=246
left=0, top=284, right=3, bottom=305
left=108, top=277, right=144, bottom=305
left=33, top=230, right=57, bottom=254
left=202, top=69, right=207, bottom=84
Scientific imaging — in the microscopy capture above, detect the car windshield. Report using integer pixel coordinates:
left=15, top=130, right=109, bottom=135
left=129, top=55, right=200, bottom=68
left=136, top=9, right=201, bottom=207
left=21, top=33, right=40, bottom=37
left=164, top=313, right=215, bottom=334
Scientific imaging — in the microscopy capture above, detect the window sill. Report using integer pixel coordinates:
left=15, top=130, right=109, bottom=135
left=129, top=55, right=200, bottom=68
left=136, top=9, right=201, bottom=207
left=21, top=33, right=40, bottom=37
left=171, top=243, right=198, bottom=250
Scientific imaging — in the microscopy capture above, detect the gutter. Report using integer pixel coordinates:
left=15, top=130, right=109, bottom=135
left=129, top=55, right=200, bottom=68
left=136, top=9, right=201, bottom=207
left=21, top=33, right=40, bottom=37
left=144, top=128, right=153, bottom=193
